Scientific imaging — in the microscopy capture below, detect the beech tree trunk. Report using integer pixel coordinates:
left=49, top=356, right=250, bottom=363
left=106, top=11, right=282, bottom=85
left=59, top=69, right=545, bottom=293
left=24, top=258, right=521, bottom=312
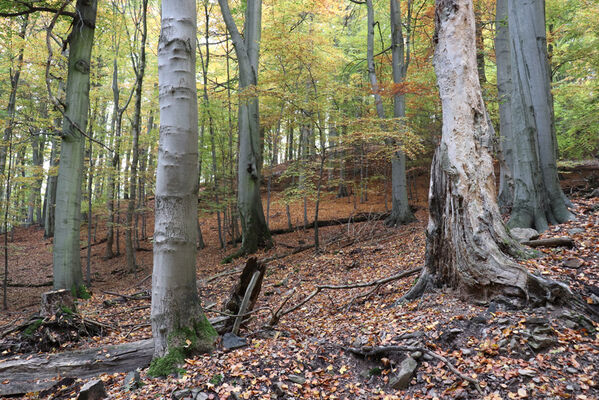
left=386, top=0, right=415, bottom=227
left=43, top=136, right=59, bottom=238
left=218, top=0, right=271, bottom=255
left=125, top=0, right=148, bottom=273
left=506, top=0, right=572, bottom=231
left=151, top=0, right=216, bottom=358
left=53, top=0, right=98, bottom=292
left=495, top=0, right=514, bottom=210
left=403, top=0, right=582, bottom=309
left=0, top=17, right=27, bottom=204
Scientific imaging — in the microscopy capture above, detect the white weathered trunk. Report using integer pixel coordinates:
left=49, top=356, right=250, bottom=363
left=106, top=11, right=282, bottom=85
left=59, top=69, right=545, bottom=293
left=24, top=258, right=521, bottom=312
left=151, top=0, right=215, bottom=358
left=403, top=0, right=580, bottom=309
left=53, top=0, right=97, bottom=292
left=507, top=0, right=572, bottom=230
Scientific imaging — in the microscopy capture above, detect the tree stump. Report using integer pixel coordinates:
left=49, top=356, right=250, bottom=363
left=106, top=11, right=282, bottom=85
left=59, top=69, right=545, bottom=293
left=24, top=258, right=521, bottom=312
left=220, top=257, right=266, bottom=332
left=41, top=290, right=75, bottom=317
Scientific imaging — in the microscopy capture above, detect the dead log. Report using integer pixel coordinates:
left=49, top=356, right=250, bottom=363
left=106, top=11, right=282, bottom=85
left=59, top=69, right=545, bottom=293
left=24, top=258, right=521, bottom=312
left=7, top=281, right=53, bottom=288
left=0, top=339, right=153, bottom=396
left=268, top=212, right=389, bottom=235
left=522, top=237, right=575, bottom=248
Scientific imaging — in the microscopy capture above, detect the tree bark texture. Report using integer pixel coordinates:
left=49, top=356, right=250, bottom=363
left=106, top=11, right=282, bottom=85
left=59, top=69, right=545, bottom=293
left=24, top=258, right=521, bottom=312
left=0, top=17, right=27, bottom=203
left=151, top=0, right=215, bottom=358
left=507, top=0, right=572, bottom=231
left=387, top=0, right=416, bottom=227
left=404, top=0, right=581, bottom=309
left=126, top=0, right=148, bottom=272
left=218, top=0, right=271, bottom=255
left=495, top=0, right=514, bottom=210
left=53, top=0, right=98, bottom=291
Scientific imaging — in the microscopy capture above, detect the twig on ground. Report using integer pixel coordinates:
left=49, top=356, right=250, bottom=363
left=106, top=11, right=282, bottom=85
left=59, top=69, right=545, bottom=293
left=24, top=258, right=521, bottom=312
left=135, top=274, right=152, bottom=288
left=268, top=267, right=422, bottom=326
left=101, top=290, right=150, bottom=301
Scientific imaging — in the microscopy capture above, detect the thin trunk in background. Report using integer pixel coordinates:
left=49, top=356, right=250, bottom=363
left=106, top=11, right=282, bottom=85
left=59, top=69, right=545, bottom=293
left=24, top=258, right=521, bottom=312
left=126, top=0, right=149, bottom=273
left=0, top=17, right=28, bottom=203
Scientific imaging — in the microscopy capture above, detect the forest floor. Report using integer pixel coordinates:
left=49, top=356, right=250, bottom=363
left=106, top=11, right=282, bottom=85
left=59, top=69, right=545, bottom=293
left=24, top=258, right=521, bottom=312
left=0, top=166, right=598, bottom=400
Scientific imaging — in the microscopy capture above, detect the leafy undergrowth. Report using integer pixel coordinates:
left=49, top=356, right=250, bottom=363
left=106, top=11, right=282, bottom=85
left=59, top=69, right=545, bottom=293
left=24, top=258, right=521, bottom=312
left=1, top=179, right=598, bottom=399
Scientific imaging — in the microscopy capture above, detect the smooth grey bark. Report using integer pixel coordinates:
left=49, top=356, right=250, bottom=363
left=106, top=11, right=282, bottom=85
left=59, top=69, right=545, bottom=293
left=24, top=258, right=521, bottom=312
left=507, top=0, right=572, bottom=231
left=386, top=0, right=416, bottom=226
left=402, top=0, right=585, bottom=311
left=218, top=0, right=271, bottom=255
left=495, top=0, right=514, bottom=210
left=199, top=2, right=224, bottom=249
left=53, top=0, right=98, bottom=292
left=125, top=0, right=148, bottom=273
left=151, top=0, right=216, bottom=358
left=27, top=128, right=45, bottom=226
left=366, top=0, right=385, bottom=120
left=105, top=57, right=124, bottom=259
left=43, top=135, right=59, bottom=238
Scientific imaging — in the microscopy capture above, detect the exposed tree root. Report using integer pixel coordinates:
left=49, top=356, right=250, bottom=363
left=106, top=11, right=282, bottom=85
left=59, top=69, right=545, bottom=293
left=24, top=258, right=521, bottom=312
left=347, top=344, right=482, bottom=394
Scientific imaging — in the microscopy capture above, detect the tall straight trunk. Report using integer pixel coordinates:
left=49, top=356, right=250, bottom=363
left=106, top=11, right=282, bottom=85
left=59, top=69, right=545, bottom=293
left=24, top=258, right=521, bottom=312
left=286, top=123, right=294, bottom=162
left=218, top=0, right=271, bottom=255
left=200, top=2, right=224, bottom=249
left=366, top=0, right=385, bottom=120
left=105, top=57, right=126, bottom=259
left=28, top=130, right=45, bottom=225
left=151, top=0, right=216, bottom=361
left=495, top=0, right=514, bottom=210
left=386, top=0, right=415, bottom=226
left=475, top=4, right=486, bottom=84
left=225, top=28, right=238, bottom=246
left=0, top=17, right=28, bottom=203
left=53, top=0, right=98, bottom=292
left=44, top=135, right=59, bottom=238
left=403, top=0, right=583, bottom=311
left=86, top=135, right=93, bottom=286
left=137, top=113, right=152, bottom=245
left=300, top=125, right=309, bottom=229
left=126, top=0, right=148, bottom=273
left=507, top=0, right=572, bottom=231
left=337, top=125, right=348, bottom=198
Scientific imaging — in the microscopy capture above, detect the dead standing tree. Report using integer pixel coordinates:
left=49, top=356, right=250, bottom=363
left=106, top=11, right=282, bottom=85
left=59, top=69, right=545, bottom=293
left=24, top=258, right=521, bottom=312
left=401, top=0, right=595, bottom=319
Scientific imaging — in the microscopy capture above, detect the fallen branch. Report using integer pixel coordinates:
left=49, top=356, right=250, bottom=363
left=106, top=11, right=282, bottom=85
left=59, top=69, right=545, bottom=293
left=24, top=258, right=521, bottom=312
left=522, top=237, right=575, bottom=248
left=135, top=274, right=152, bottom=288
left=79, top=237, right=107, bottom=250
left=7, top=281, right=53, bottom=288
left=347, top=345, right=482, bottom=394
left=100, top=290, right=150, bottom=301
left=268, top=267, right=422, bottom=326
left=268, top=212, right=390, bottom=236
